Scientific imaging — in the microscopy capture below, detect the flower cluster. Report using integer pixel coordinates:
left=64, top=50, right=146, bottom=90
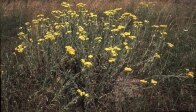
left=15, top=43, right=26, bottom=53
left=77, top=26, right=89, bottom=41
left=77, top=89, right=89, bottom=97
left=140, top=79, right=158, bottom=86
left=65, top=46, right=76, bottom=55
left=81, top=59, right=93, bottom=68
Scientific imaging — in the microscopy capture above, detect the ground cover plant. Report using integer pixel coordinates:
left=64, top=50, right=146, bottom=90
left=1, top=0, right=196, bottom=111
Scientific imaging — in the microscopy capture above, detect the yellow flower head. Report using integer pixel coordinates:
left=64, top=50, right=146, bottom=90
left=167, top=42, right=174, bottom=48
left=160, top=25, right=167, bottom=28
left=15, top=43, right=26, bottom=53
left=84, top=62, right=93, bottom=68
left=140, top=79, right=148, bottom=84
left=88, top=55, right=93, bottom=59
left=151, top=79, right=157, bottom=85
left=65, top=46, right=75, bottom=55
left=154, top=53, right=160, bottom=59
left=104, top=10, right=117, bottom=16
left=77, top=89, right=89, bottom=97
left=81, top=59, right=93, bottom=68
left=84, top=93, right=89, bottom=97
left=108, top=58, right=116, bottom=63
left=186, top=71, right=194, bottom=78
left=161, top=32, right=167, bottom=36
left=124, top=67, right=133, bottom=72
left=61, top=2, right=72, bottom=8
left=44, top=32, right=55, bottom=41
left=76, top=3, right=86, bottom=8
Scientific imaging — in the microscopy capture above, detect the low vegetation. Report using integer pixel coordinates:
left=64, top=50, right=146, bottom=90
left=1, top=0, right=196, bottom=111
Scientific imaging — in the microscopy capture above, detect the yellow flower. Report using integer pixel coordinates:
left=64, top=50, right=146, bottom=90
left=104, top=10, right=117, bottom=16
left=77, top=89, right=82, bottom=93
left=81, top=59, right=85, bottom=63
left=167, top=42, right=174, bottom=48
left=117, top=25, right=125, bottom=30
left=76, top=3, right=86, bottom=8
left=81, top=59, right=93, bottom=68
left=186, top=71, right=194, bottom=78
left=125, top=46, right=130, bottom=50
left=88, top=55, right=93, bottom=59
left=61, top=2, right=72, bottom=8
left=25, top=22, right=30, bottom=25
left=124, top=67, right=133, bottom=72
left=123, top=42, right=128, bottom=45
left=95, top=36, right=102, bottom=42
left=66, top=31, right=72, bottom=34
left=17, top=32, right=26, bottom=39
left=161, top=32, right=167, bottom=35
left=154, top=53, right=160, bottom=59
left=84, top=93, right=89, bottom=97
left=159, top=25, right=167, bottom=28
left=65, top=46, right=75, bottom=55
left=113, top=46, right=121, bottom=51
left=151, top=79, right=157, bottom=85
left=54, top=32, right=60, bottom=36
left=108, top=58, right=116, bottom=63
left=144, top=20, right=149, bottom=24
left=83, top=62, right=93, bottom=68
left=120, top=32, right=131, bottom=37
left=44, top=32, right=55, bottom=41
left=15, top=43, right=26, bottom=53
left=128, top=36, right=136, bottom=40
left=152, top=25, right=159, bottom=28
left=77, top=89, right=89, bottom=97
left=111, top=50, right=118, bottom=57
left=140, top=79, right=148, bottom=84
left=37, top=39, right=44, bottom=45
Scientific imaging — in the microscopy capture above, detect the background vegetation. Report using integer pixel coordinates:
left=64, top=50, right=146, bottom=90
left=1, top=0, right=196, bottom=111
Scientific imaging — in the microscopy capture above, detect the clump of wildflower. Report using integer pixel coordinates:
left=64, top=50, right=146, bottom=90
left=133, top=21, right=143, bottom=28
left=77, top=89, right=89, bottom=97
left=108, top=58, right=116, bottom=63
left=37, top=39, right=45, bottom=45
left=25, top=22, right=30, bottom=26
left=105, top=46, right=121, bottom=57
left=151, top=79, right=157, bottom=85
left=111, top=25, right=125, bottom=32
left=15, top=43, right=26, bottom=53
left=76, top=3, right=86, bottom=8
left=95, top=36, right=102, bottom=42
left=167, top=42, right=174, bottom=48
left=159, top=25, right=167, bottom=28
left=161, top=31, right=167, bottom=36
left=104, top=9, right=117, bottom=17
left=61, top=2, right=72, bottom=8
left=186, top=71, right=194, bottom=78
left=124, top=67, right=133, bottom=72
left=140, top=79, right=148, bottom=84
left=120, top=12, right=137, bottom=20
left=152, top=25, right=159, bottom=28
left=17, top=32, right=26, bottom=39
left=65, top=46, right=76, bottom=55
left=81, top=59, right=93, bottom=68
left=144, top=20, right=149, bottom=24
left=154, top=53, right=160, bottom=59
left=120, top=32, right=131, bottom=38
left=77, top=26, right=89, bottom=41
left=89, top=12, right=97, bottom=18
left=44, top=32, right=55, bottom=41
left=88, top=55, right=93, bottom=59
